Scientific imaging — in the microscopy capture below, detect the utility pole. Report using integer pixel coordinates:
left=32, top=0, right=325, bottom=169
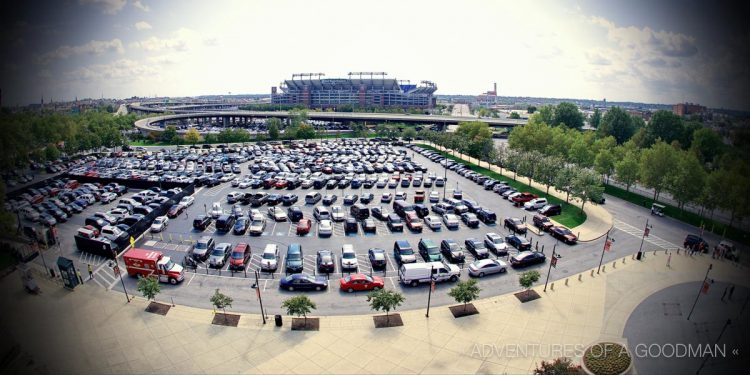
left=251, top=270, right=267, bottom=324
left=426, top=265, right=435, bottom=318
left=687, top=264, right=713, bottom=321
left=543, top=244, right=557, bottom=292
left=598, top=229, right=614, bottom=274
left=111, top=249, right=130, bottom=303
left=637, top=219, right=652, bottom=260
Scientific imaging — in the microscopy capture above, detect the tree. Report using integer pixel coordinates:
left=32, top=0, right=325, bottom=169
left=568, top=137, right=594, bottom=167
left=367, top=289, right=405, bottom=325
left=137, top=276, right=160, bottom=301
left=589, top=108, right=602, bottom=129
left=615, top=151, right=640, bottom=192
left=44, top=145, right=60, bottom=161
left=375, top=124, right=390, bottom=138
left=448, top=279, right=481, bottom=312
left=527, top=105, right=537, bottom=114
left=689, top=128, right=724, bottom=167
left=289, top=109, right=308, bottom=127
left=519, top=270, right=540, bottom=297
left=645, top=110, right=684, bottom=147
left=350, top=122, right=368, bottom=138
left=639, top=141, right=679, bottom=201
left=572, top=168, right=604, bottom=212
left=184, top=128, right=202, bottom=145
left=537, top=155, right=564, bottom=195
left=533, top=357, right=581, bottom=375
left=161, top=126, right=179, bottom=144
left=281, top=295, right=317, bottom=325
left=597, top=107, right=634, bottom=144
left=210, top=289, right=234, bottom=319
left=203, top=133, right=218, bottom=144
left=267, top=118, right=281, bottom=140
left=594, top=149, right=616, bottom=184
left=668, top=152, right=706, bottom=213
left=402, top=127, right=417, bottom=142
left=554, top=165, right=577, bottom=202
left=553, top=102, right=584, bottom=129
left=535, top=105, right=555, bottom=125
left=517, top=151, right=543, bottom=187
left=296, top=124, right=317, bottom=139
left=509, top=112, right=521, bottom=119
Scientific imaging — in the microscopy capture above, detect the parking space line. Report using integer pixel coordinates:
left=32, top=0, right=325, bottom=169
left=186, top=273, right=196, bottom=286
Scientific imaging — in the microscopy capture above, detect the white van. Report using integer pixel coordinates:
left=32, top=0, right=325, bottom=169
left=305, top=192, right=322, bottom=205
left=399, top=261, right=460, bottom=287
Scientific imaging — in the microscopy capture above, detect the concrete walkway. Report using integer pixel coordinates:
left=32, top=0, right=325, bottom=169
left=1, top=247, right=746, bottom=374
left=413, top=141, right=613, bottom=241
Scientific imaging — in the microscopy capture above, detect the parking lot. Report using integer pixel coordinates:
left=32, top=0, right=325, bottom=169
left=12, top=139, right=687, bottom=314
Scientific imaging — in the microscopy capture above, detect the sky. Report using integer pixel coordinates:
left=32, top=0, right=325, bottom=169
left=1, top=0, right=748, bottom=109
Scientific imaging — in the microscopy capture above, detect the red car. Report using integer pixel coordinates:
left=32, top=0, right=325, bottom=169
left=297, top=218, right=312, bottom=235
left=550, top=226, right=578, bottom=244
left=511, top=192, right=538, bottom=204
left=167, top=204, right=185, bottom=218
left=339, top=273, right=384, bottom=293
left=275, top=180, right=288, bottom=189
left=229, top=243, right=251, bottom=270
left=414, top=190, right=425, bottom=203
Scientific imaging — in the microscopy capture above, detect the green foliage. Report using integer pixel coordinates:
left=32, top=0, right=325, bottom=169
left=137, top=276, right=161, bottom=301
left=161, top=126, right=180, bottom=144
left=553, top=102, right=584, bottom=129
left=614, top=151, right=640, bottom=192
left=533, top=357, right=583, bottom=375
left=217, top=128, right=251, bottom=143
left=639, top=141, right=679, bottom=200
left=689, top=128, right=724, bottom=166
left=519, top=270, right=541, bottom=290
left=589, top=108, right=602, bottom=129
left=583, top=343, right=631, bottom=375
left=597, top=107, right=634, bottom=144
left=367, top=289, right=405, bottom=321
left=645, top=110, right=684, bottom=147
left=210, top=289, right=233, bottom=315
left=594, top=149, right=616, bottom=182
left=402, top=127, right=417, bottom=140
left=267, top=118, right=281, bottom=140
left=668, top=152, right=707, bottom=210
left=527, top=105, right=537, bottom=114
left=448, top=279, right=481, bottom=311
left=295, top=123, right=317, bottom=139
left=572, top=169, right=605, bottom=212
left=44, top=145, right=61, bottom=161
left=509, top=112, right=521, bottom=119
left=281, top=295, right=317, bottom=322
left=184, top=128, right=202, bottom=145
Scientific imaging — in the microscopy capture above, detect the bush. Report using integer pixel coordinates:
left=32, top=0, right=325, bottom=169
left=583, top=342, right=631, bottom=375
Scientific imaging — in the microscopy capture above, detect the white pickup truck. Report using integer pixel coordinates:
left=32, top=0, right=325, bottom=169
left=399, top=261, right=460, bottom=287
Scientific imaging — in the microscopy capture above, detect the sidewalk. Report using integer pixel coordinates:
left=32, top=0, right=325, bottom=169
left=1, top=248, right=745, bottom=374
left=414, top=141, right=613, bottom=241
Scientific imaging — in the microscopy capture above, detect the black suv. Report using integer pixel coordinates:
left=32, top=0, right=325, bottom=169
left=684, top=234, right=708, bottom=252
left=440, top=239, right=465, bottom=263
left=387, top=213, right=404, bottom=232
left=193, top=214, right=212, bottom=230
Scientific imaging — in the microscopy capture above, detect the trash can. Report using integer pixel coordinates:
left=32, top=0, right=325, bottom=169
left=636, top=251, right=643, bottom=261
left=275, top=314, right=283, bottom=327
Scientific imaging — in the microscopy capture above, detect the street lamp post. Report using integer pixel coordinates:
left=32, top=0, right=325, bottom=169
left=597, top=229, right=615, bottom=274
left=426, top=265, right=435, bottom=318
left=637, top=219, right=652, bottom=260
left=111, top=249, right=130, bottom=303
left=251, top=270, right=267, bottom=324
left=543, top=244, right=557, bottom=292
left=687, top=263, right=713, bottom=321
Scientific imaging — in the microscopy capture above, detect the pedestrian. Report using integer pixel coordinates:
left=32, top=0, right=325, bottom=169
left=667, top=253, right=672, bottom=268
left=729, top=285, right=735, bottom=301
left=721, top=286, right=728, bottom=302
left=184, top=209, right=189, bottom=220
left=76, top=269, right=83, bottom=284
left=87, top=263, right=93, bottom=280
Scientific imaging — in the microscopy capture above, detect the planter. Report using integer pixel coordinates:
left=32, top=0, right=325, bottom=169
left=291, top=317, right=319, bottom=331
left=514, top=289, right=541, bottom=303
left=581, top=342, right=633, bottom=375
left=212, top=313, right=240, bottom=327
left=145, top=301, right=171, bottom=316
left=373, top=314, right=403, bottom=328
left=449, top=303, right=479, bottom=318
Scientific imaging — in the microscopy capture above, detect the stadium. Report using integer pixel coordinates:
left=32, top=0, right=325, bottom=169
left=271, top=72, right=437, bottom=109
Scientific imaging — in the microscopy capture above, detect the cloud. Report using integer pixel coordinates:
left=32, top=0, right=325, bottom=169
left=590, top=16, right=698, bottom=58
left=133, top=0, right=150, bottom=12
left=130, top=36, right=187, bottom=52
left=65, top=59, right=157, bottom=82
left=585, top=49, right=611, bottom=66
left=79, top=0, right=127, bottom=15
left=203, top=38, right=219, bottom=47
left=135, top=21, right=152, bottom=31
left=38, top=39, right=125, bottom=64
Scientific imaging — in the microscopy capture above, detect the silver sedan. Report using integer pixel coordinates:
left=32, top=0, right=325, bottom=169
left=468, top=259, right=508, bottom=277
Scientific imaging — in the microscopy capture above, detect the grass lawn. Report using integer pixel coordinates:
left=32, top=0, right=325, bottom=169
left=604, top=184, right=750, bottom=245
left=417, top=144, right=587, bottom=229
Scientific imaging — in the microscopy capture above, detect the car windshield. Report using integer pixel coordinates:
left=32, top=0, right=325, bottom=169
left=475, top=242, right=486, bottom=248
left=196, top=242, right=207, bottom=250
left=320, top=255, right=332, bottom=262
left=262, top=252, right=275, bottom=260
left=399, top=248, right=414, bottom=255
left=210, top=248, right=224, bottom=256
left=232, top=251, right=244, bottom=259
left=343, top=252, right=355, bottom=259
left=251, top=220, right=263, bottom=226
left=427, top=246, right=439, bottom=254
left=560, top=228, right=572, bottom=235
left=491, top=237, right=503, bottom=244
left=288, top=253, right=301, bottom=260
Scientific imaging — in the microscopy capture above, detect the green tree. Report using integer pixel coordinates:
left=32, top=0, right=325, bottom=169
left=184, top=128, right=202, bottom=145
left=689, top=128, right=724, bottom=166
left=589, top=108, right=602, bottom=129
left=210, top=289, right=234, bottom=318
left=289, top=109, right=308, bottom=127
left=537, top=155, right=564, bottom=195
left=639, top=141, right=679, bottom=201
left=535, top=105, right=555, bottom=125
left=137, top=276, right=161, bottom=302
left=448, top=279, right=481, bottom=312
left=203, top=133, right=218, bottom=144
left=554, top=165, right=577, bottom=202
left=553, top=102, right=584, bottom=129
left=44, top=145, right=61, bottom=161
left=281, top=295, right=317, bottom=325
left=615, top=151, right=640, bottom=192
left=527, top=105, right=537, bottom=114
left=568, top=137, right=594, bottom=167
left=645, top=110, right=684, bottom=147
left=509, top=112, right=521, bottom=119
left=367, top=289, right=405, bottom=324
left=597, top=107, right=634, bottom=144
left=668, top=152, right=707, bottom=213
left=296, top=124, right=317, bottom=139
left=572, top=169, right=604, bottom=212
left=375, top=124, right=390, bottom=137
left=594, top=149, right=616, bottom=184
left=161, top=126, right=179, bottom=144
left=402, top=127, right=417, bottom=142
left=519, top=270, right=541, bottom=297
left=350, top=122, right=368, bottom=138
left=267, top=118, right=281, bottom=140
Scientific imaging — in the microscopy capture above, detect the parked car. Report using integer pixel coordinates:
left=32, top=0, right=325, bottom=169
left=461, top=212, right=479, bottom=228
left=193, top=215, right=212, bottom=230
left=484, top=232, right=509, bottom=255
left=192, top=236, right=215, bottom=261
left=316, top=250, right=335, bottom=273
left=150, top=216, right=169, bottom=232
left=440, top=239, right=465, bottom=263
left=418, top=238, right=442, bottom=262
left=424, top=215, right=442, bottom=231
left=287, top=206, right=303, bottom=222
left=248, top=216, right=266, bottom=235
left=233, top=216, right=250, bottom=234
left=368, top=248, right=387, bottom=268
left=393, top=240, right=416, bottom=264
left=344, top=217, right=358, bottom=234
left=684, top=234, right=708, bottom=252
left=505, top=234, right=532, bottom=251
left=268, top=207, right=288, bottom=222
left=260, top=244, right=279, bottom=272
left=550, top=226, right=578, bottom=244
left=279, top=273, right=328, bottom=291
left=229, top=243, right=251, bottom=270
left=339, top=274, right=384, bottom=293
left=510, top=251, right=546, bottom=268
left=539, top=204, right=562, bottom=216
left=504, top=217, right=527, bottom=234
left=523, top=198, right=548, bottom=211
left=281, top=194, right=298, bottom=206
left=361, top=218, right=377, bottom=233
left=322, top=194, right=337, bottom=205
left=167, top=204, right=185, bottom=218
left=318, top=220, right=333, bottom=237
left=285, top=244, right=304, bottom=273
left=468, top=259, right=508, bottom=277
left=533, top=214, right=554, bottom=231
left=387, top=213, right=404, bottom=231
left=442, top=214, right=460, bottom=229
left=208, top=243, right=232, bottom=268
left=340, top=244, right=358, bottom=271
left=296, top=218, right=312, bottom=235
left=465, top=238, right=489, bottom=259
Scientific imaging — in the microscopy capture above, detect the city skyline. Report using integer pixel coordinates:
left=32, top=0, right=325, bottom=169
left=1, top=0, right=748, bottom=110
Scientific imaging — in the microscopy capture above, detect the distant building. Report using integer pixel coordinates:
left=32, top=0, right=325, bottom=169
left=673, top=102, right=705, bottom=117
left=476, top=83, right=498, bottom=106
left=271, top=72, right=437, bottom=109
